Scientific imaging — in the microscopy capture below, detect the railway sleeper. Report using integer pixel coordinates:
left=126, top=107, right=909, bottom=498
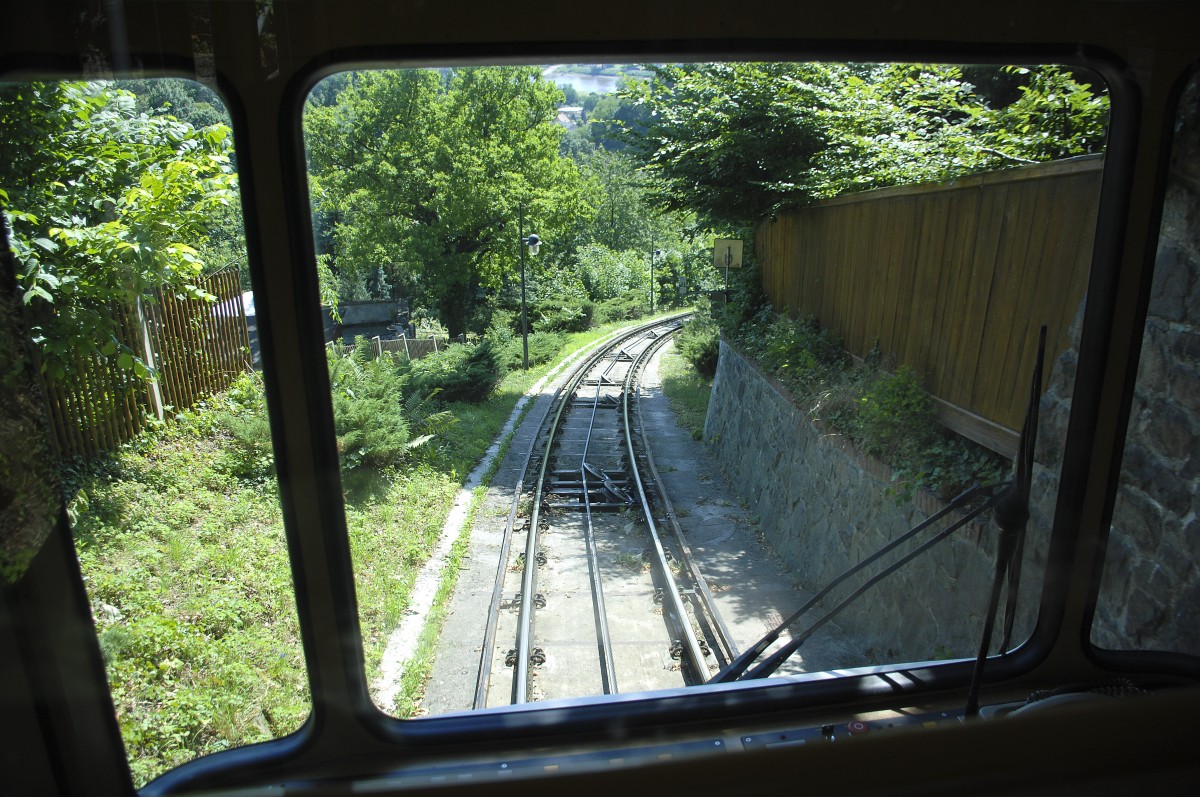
left=572, top=394, right=623, bottom=409
left=546, top=478, right=632, bottom=490
left=559, top=501, right=632, bottom=511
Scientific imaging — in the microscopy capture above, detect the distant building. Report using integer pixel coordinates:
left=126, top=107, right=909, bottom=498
left=555, top=105, right=583, bottom=129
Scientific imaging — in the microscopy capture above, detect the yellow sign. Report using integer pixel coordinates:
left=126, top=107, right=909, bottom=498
left=714, top=238, right=743, bottom=269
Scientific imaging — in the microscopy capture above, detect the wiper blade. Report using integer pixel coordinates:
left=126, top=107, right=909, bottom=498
left=997, top=325, right=1046, bottom=653
left=709, top=327, right=1048, bottom=688
left=740, top=493, right=1006, bottom=681
left=708, top=481, right=1007, bottom=684
left=965, top=324, right=1046, bottom=716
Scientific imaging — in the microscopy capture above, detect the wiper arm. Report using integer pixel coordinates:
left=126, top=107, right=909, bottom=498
left=741, top=492, right=1007, bottom=681
left=708, top=481, right=1007, bottom=684
left=965, top=324, right=1046, bottom=716
left=709, top=326, right=1048, bottom=689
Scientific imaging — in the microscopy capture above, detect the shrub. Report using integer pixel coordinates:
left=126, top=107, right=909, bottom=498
left=327, top=344, right=417, bottom=470
left=593, top=290, right=647, bottom=325
left=496, top=330, right=564, bottom=371
left=407, top=339, right=503, bottom=403
left=722, top=299, right=1008, bottom=503
left=855, top=366, right=934, bottom=460
left=212, top=371, right=274, bottom=481
left=735, top=308, right=846, bottom=395
left=531, top=296, right=594, bottom=333
left=675, top=314, right=720, bottom=378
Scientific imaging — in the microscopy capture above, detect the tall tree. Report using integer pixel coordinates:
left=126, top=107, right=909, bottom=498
left=0, top=82, right=238, bottom=381
left=811, top=63, right=1109, bottom=197
left=620, top=63, right=831, bottom=228
left=621, top=62, right=1108, bottom=224
left=305, top=67, right=590, bottom=335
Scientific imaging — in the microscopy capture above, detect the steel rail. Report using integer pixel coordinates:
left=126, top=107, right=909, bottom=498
left=509, top=317, right=686, bottom=703
left=512, top=339, right=614, bottom=703
left=620, top=323, right=710, bottom=682
left=577, top=357, right=619, bottom=694
left=473, top=316, right=686, bottom=708
left=631, top=329, right=739, bottom=668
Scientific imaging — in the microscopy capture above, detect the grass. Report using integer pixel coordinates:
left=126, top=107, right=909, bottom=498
left=69, top=415, right=307, bottom=788
left=68, top=312, right=680, bottom=785
left=659, top=342, right=714, bottom=441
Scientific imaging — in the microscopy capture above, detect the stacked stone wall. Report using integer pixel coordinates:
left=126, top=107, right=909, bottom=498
left=704, top=343, right=1044, bottom=663
left=1088, top=80, right=1200, bottom=654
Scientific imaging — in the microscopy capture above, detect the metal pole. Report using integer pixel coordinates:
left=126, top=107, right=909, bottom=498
left=650, top=248, right=655, bottom=313
left=519, top=203, right=529, bottom=370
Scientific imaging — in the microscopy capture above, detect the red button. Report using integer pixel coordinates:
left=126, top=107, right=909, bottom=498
left=847, top=720, right=870, bottom=736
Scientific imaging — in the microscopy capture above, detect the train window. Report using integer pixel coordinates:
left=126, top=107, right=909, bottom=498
left=10, top=2, right=1200, bottom=794
left=1092, top=71, right=1200, bottom=656
left=0, top=78, right=308, bottom=786
left=299, top=62, right=1109, bottom=718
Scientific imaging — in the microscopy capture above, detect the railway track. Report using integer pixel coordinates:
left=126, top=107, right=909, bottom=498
left=474, top=317, right=737, bottom=708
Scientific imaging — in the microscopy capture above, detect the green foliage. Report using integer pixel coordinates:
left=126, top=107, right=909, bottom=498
left=574, top=242, right=648, bottom=301
left=494, top=330, right=564, bottom=371
left=70, top=415, right=307, bottom=786
left=530, top=274, right=595, bottom=333
left=674, top=312, right=720, bottom=378
left=593, top=290, right=648, bottom=325
left=326, top=339, right=461, bottom=469
left=660, top=344, right=714, bottom=441
left=304, top=67, right=592, bottom=335
left=810, top=63, right=1109, bottom=197
left=856, top=367, right=935, bottom=460
left=726, top=302, right=1007, bottom=501
left=212, top=371, right=274, bottom=481
left=737, top=308, right=847, bottom=392
left=0, top=81, right=239, bottom=382
left=532, top=298, right=594, bottom=333
left=621, top=63, right=830, bottom=228
left=407, top=340, right=503, bottom=403
left=621, top=62, right=1109, bottom=224
left=68, top=360, right=465, bottom=784
left=984, top=66, right=1109, bottom=161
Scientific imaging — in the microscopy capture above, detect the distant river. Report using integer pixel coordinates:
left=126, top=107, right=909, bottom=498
left=542, top=65, right=620, bottom=95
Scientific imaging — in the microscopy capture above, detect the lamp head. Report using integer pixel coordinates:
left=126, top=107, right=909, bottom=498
left=524, top=234, right=540, bottom=255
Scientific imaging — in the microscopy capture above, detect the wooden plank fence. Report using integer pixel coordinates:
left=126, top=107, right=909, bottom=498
left=758, top=155, right=1103, bottom=456
left=40, top=268, right=252, bottom=458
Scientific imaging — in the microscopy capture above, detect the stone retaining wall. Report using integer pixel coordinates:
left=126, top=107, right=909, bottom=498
left=1087, top=79, right=1200, bottom=655
left=704, top=342, right=1043, bottom=663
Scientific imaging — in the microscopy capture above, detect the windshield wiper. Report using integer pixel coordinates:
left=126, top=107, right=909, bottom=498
left=709, top=326, right=1047, bottom=688
left=707, top=481, right=1008, bottom=683
left=964, top=324, right=1045, bottom=716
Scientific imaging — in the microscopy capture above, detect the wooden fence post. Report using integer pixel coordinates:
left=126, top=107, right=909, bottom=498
left=137, top=297, right=165, bottom=421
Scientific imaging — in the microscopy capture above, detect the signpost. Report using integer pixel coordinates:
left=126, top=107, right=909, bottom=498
left=714, top=238, right=743, bottom=298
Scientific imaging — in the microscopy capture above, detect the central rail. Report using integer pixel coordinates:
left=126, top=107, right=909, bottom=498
left=473, top=314, right=736, bottom=708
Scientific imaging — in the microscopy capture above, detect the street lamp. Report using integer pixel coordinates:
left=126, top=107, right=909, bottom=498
left=650, top=248, right=663, bottom=313
left=518, top=203, right=540, bottom=370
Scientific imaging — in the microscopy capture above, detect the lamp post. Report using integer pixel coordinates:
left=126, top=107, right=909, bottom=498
left=650, top=248, right=662, bottom=313
left=518, top=203, right=540, bottom=370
